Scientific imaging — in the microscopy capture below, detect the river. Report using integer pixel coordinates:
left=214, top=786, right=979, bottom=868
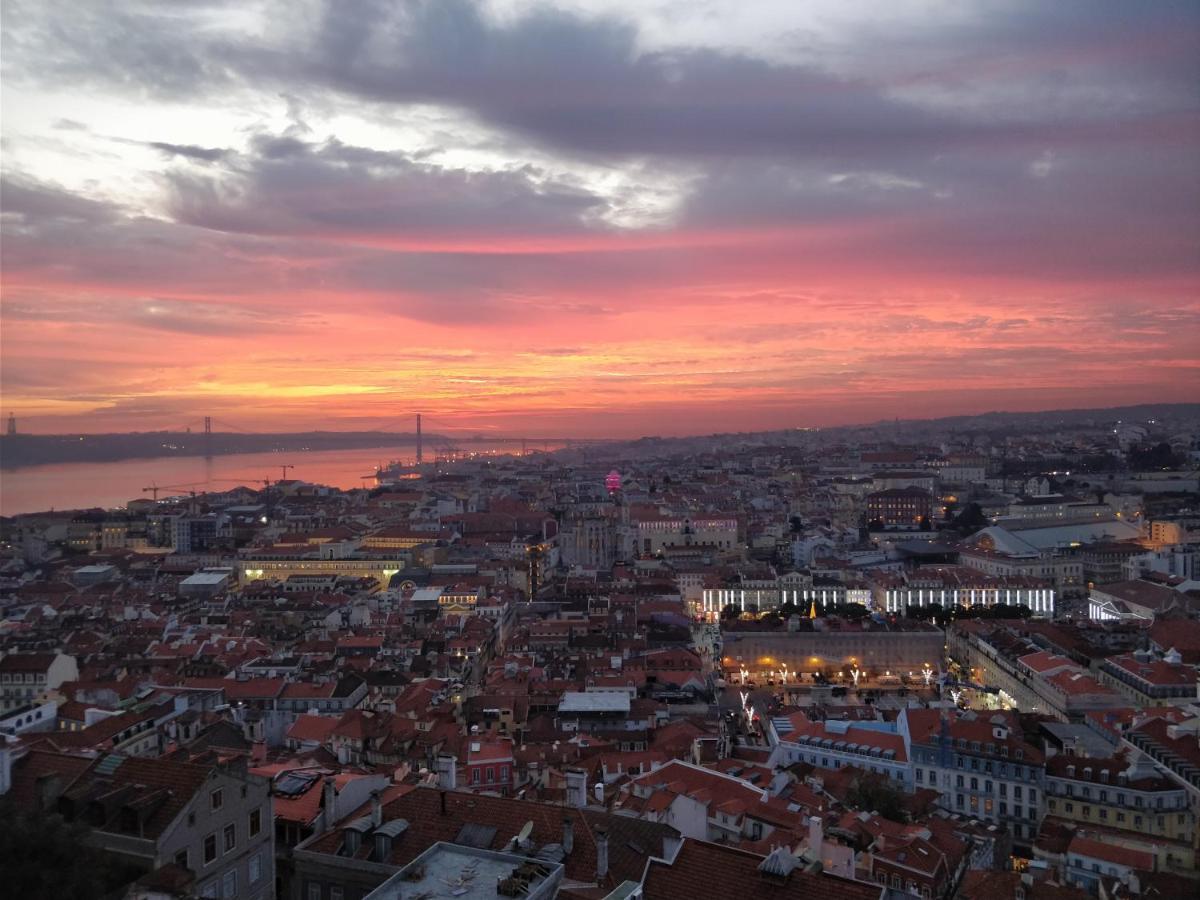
left=0, top=443, right=554, bottom=516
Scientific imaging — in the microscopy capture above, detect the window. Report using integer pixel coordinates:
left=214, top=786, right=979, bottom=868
left=224, top=823, right=236, bottom=853
left=307, top=882, right=321, bottom=900
left=211, top=789, right=223, bottom=811
left=1029, top=789, right=1036, bottom=803
left=331, top=889, right=344, bottom=900
left=222, top=870, right=236, bottom=899
left=249, top=852, right=262, bottom=885
left=204, top=834, right=217, bottom=865
left=471, top=768, right=480, bottom=784
left=174, top=849, right=189, bottom=870
left=201, top=882, right=219, bottom=899
left=916, top=769, right=923, bottom=784
left=500, top=766, right=509, bottom=782
left=486, top=767, right=495, bottom=783
left=249, top=808, right=261, bottom=837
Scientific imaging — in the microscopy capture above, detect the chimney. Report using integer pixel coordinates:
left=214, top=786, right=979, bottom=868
left=594, top=782, right=605, bottom=805
left=594, top=824, right=608, bottom=881
left=562, top=816, right=574, bottom=856
left=565, top=768, right=587, bottom=808
left=322, top=776, right=337, bottom=828
left=370, top=790, right=382, bottom=829
left=808, top=815, right=823, bottom=854
left=437, top=753, right=457, bottom=790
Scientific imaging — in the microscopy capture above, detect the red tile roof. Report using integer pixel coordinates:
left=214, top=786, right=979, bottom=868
left=642, top=838, right=881, bottom=900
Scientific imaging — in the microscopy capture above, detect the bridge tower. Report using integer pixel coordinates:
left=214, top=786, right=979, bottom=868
left=416, top=413, right=423, bottom=465
left=6, top=413, right=15, bottom=436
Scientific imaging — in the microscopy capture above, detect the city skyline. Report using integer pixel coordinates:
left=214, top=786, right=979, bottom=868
left=2, top=1, right=1199, bottom=437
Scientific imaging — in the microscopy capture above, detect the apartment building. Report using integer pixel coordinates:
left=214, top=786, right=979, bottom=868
left=903, top=709, right=1045, bottom=845
left=0, top=652, right=79, bottom=713
left=1044, top=753, right=1195, bottom=848
left=1098, top=651, right=1199, bottom=707
left=6, top=749, right=274, bottom=900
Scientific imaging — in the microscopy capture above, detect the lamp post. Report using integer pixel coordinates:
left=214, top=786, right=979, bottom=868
left=850, top=666, right=861, bottom=688
left=922, top=663, right=934, bottom=687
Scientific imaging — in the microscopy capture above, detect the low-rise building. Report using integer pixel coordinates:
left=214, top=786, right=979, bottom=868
left=1098, top=650, right=1198, bottom=707
left=904, top=708, right=1046, bottom=846
left=5, top=749, right=273, bottom=900
left=1044, top=753, right=1194, bottom=847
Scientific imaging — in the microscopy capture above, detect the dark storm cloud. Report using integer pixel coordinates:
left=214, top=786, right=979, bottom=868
left=163, top=134, right=607, bottom=239
left=9, top=1, right=1196, bottom=163
left=146, top=141, right=231, bottom=162
left=1, top=174, right=120, bottom=224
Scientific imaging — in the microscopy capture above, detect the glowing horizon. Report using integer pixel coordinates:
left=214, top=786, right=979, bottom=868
left=2, top=1, right=1197, bottom=438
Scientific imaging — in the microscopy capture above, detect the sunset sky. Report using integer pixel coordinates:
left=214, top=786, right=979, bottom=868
left=2, top=1, right=1198, bottom=437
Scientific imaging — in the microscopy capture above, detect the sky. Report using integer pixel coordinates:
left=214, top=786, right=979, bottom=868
left=1, top=0, right=1198, bottom=438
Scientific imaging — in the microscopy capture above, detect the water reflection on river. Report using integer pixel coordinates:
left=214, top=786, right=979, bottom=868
left=1, top=443, right=548, bottom=516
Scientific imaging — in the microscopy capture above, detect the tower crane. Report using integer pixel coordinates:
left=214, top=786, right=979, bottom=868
left=142, top=481, right=206, bottom=501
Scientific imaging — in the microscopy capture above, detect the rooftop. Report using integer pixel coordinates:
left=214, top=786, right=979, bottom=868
left=558, top=692, right=631, bottom=714
left=364, top=842, right=563, bottom=900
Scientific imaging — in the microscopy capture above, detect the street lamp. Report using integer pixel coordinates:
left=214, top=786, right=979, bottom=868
left=850, top=666, right=861, bottom=688
left=739, top=667, right=749, bottom=685
left=922, top=663, right=934, bottom=687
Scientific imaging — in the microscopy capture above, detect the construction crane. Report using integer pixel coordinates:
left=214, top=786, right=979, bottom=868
left=209, top=476, right=274, bottom=488
left=278, top=464, right=294, bottom=481
left=142, top=481, right=205, bottom=501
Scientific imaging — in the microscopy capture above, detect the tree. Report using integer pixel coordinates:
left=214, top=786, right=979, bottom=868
left=1129, top=441, right=1181, bottom=471
left=0, top=796, right=141, bottom=899
left=845, top=775, right=909, bottom=822
left=720, top=603, right=741, bottom=621
left=952, top=502, right=988, bottom=535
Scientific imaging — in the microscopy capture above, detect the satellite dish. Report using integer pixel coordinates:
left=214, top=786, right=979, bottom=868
left=517, top=821, right=534, bottom=844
